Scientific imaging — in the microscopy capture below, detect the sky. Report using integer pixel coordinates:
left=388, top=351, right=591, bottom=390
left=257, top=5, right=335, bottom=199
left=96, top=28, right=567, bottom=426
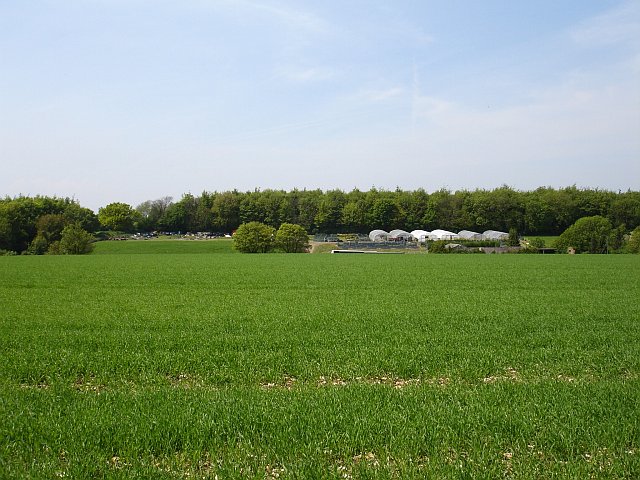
left=1, top=0, right=639, bottom=211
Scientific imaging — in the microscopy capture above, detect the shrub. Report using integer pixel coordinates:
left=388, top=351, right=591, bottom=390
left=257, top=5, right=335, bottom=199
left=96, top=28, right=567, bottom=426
left=233, top=222, right=276, bottom=253
left=27, top=235, right=50, bottom=255
left=555, top=216, right=612, bottom=253
left=57, top=224, right=95, bottom=254
left=275, top=223, right=309, bottom=253
left=628, top=226, right=640, bottom=254
left=529, top=238, right=546, bottom=249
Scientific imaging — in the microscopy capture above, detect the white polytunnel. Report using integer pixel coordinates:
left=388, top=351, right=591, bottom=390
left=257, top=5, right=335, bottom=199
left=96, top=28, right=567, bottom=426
left=388, top=229, right=413, bottom=240
left=458, top=230, right=484, bottom=240
left=369, top=229, right=389, bottom=242
left=483, top=230, right=509, bottom=240
left=411, top=230, right=430, bottom=242
left=428, top=229, right=460, bottom=240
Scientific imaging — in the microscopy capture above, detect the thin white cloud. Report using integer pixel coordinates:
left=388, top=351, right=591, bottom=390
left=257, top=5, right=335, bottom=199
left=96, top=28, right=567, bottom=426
left=571, top=0, right=640, bottom=46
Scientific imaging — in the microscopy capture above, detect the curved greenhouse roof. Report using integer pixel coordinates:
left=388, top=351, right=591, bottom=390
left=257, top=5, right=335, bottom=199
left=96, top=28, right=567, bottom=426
left=389, top=229, right=412, bottom=240
left=369, top=229, right=389, bottom=242
left=411, top=229, right=430, bottom=242
left=458, top=230, right=484, bottom=240
left=429, top=229, right=459, bottom=240
left=483, top=230, right=508, bottom=240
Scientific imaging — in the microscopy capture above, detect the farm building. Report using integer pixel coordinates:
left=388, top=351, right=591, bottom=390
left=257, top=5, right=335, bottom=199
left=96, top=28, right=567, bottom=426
left=458, top=230, right=484, bottom=240
left=483, top=230, right=509, bottom=240
left=429, top=229, right=460, bottom=240
left=411, top=229, right=430, bottom=242
left=369, top=230, right=389, bottom=242
left=388, top=229, right=413, bottom=241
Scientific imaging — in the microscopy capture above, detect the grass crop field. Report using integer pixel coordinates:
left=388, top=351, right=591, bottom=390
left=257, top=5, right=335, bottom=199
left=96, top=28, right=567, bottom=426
left=522, top=236, right=560, bottom=248
left=1, top=248, right=639, bottom=478
left=92, top=238, right=236, bottom=255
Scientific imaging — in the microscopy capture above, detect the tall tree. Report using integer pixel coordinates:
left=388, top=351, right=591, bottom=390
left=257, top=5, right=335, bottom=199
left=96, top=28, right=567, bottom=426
left=211, top=191, right=241, bottom=232
left=136, top=197, right=173, bottom=232
left=98, top=202, right=138, bottom=232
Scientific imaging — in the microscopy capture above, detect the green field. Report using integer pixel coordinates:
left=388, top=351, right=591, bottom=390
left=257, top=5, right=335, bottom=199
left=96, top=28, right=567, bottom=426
left=1, top=252, right=639, bottom=478
left=92, top=238, right=236, bottom=255
left=522, top=236, right=560, bottom=247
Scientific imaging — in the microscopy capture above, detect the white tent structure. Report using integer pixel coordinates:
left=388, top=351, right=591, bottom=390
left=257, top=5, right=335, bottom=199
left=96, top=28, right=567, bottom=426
left=411, top=230, right=430, bottom=242
left=429, top=229, right=460, bottom=240
left=483, top=230, right=509, bottom=240
left=369, top=229, right=389, bottom=242
left=388, top=229, right=413, bottom=241
left=458, top=230, right=484, bottom=240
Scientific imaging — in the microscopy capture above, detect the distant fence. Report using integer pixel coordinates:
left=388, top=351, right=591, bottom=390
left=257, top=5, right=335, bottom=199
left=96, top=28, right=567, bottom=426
left=338, top=241, right=418, bottom=250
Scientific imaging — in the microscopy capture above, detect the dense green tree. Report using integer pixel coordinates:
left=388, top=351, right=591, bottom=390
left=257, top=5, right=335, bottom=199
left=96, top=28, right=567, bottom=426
left=369, top=198, right=400, bottom=231
left=158, top=194, right=199, bottom=232
left=608, top=224, right=627, bottom=252
left=211, top=191, right=241, bottom=232
left=522, top=190, right=551, bottom=234
left=275, top=223, right=309, bottom=253
left=401, top=189, right=430, bottom=231
left=0, top=196, right=77, bottom=252
left=98, top=202, right=138, bottom=232
left=257, top=190, right=286, bottom=227
left=27, top=214, right=68, bottom=254
left=2, top=188, right=639, bottom=251
left=315, top=190, right=345, bottom=232
left=194, top=192, right=215, bottom=232
left=296, top=190, right=321, bottom=232
left=35, top=214, right=67, bottom=243
left=628, top=226, right=640, bottom=253
left=58, top=223, right=95, bottom=254
left=555, top=216, right=612, bottom=253
left=428, top=189, right=464, bottom=230
left=233, top=222, right=276, bottom=253
left=507, top=227, right=520, bottom=247
left=63, top=203, right=99, bottom=232
left=136, top=197, right=173, bottom=232
left=609, top=192, right=640, bottom=230
left=280, top=191, right=301, bottom=227
left=341, top=200, right=368, bottom=232
left=239, top=191, right=265, bottom=225
left=0, top=210, right=11, bottom=252
left=27, top=235, right=49, bottom=255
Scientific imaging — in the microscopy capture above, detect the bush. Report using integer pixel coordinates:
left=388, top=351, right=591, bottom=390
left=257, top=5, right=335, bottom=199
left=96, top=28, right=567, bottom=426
left=275, top=223, right=309, bottom=253
left=529, top=237, right=546, bottom=249
left=27, top=235, right=50, bottom=255
left=233, top=222, right=276, bottom=253
left=555, top=216, right=612, bottom=253
left=57, top=224, right=95, bottom=254
left=628, top=226, right=640, bottom=254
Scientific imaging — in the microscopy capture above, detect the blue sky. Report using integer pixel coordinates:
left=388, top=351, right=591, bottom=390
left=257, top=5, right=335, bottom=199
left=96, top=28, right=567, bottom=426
left=1, top=0, right=638, bottom=211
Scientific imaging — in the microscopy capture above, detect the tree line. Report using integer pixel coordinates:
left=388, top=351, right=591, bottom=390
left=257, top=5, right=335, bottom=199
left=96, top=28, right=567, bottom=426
left=128, top=186, right=639, bottom=236
left=1, top=186, right=639, bottom=254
